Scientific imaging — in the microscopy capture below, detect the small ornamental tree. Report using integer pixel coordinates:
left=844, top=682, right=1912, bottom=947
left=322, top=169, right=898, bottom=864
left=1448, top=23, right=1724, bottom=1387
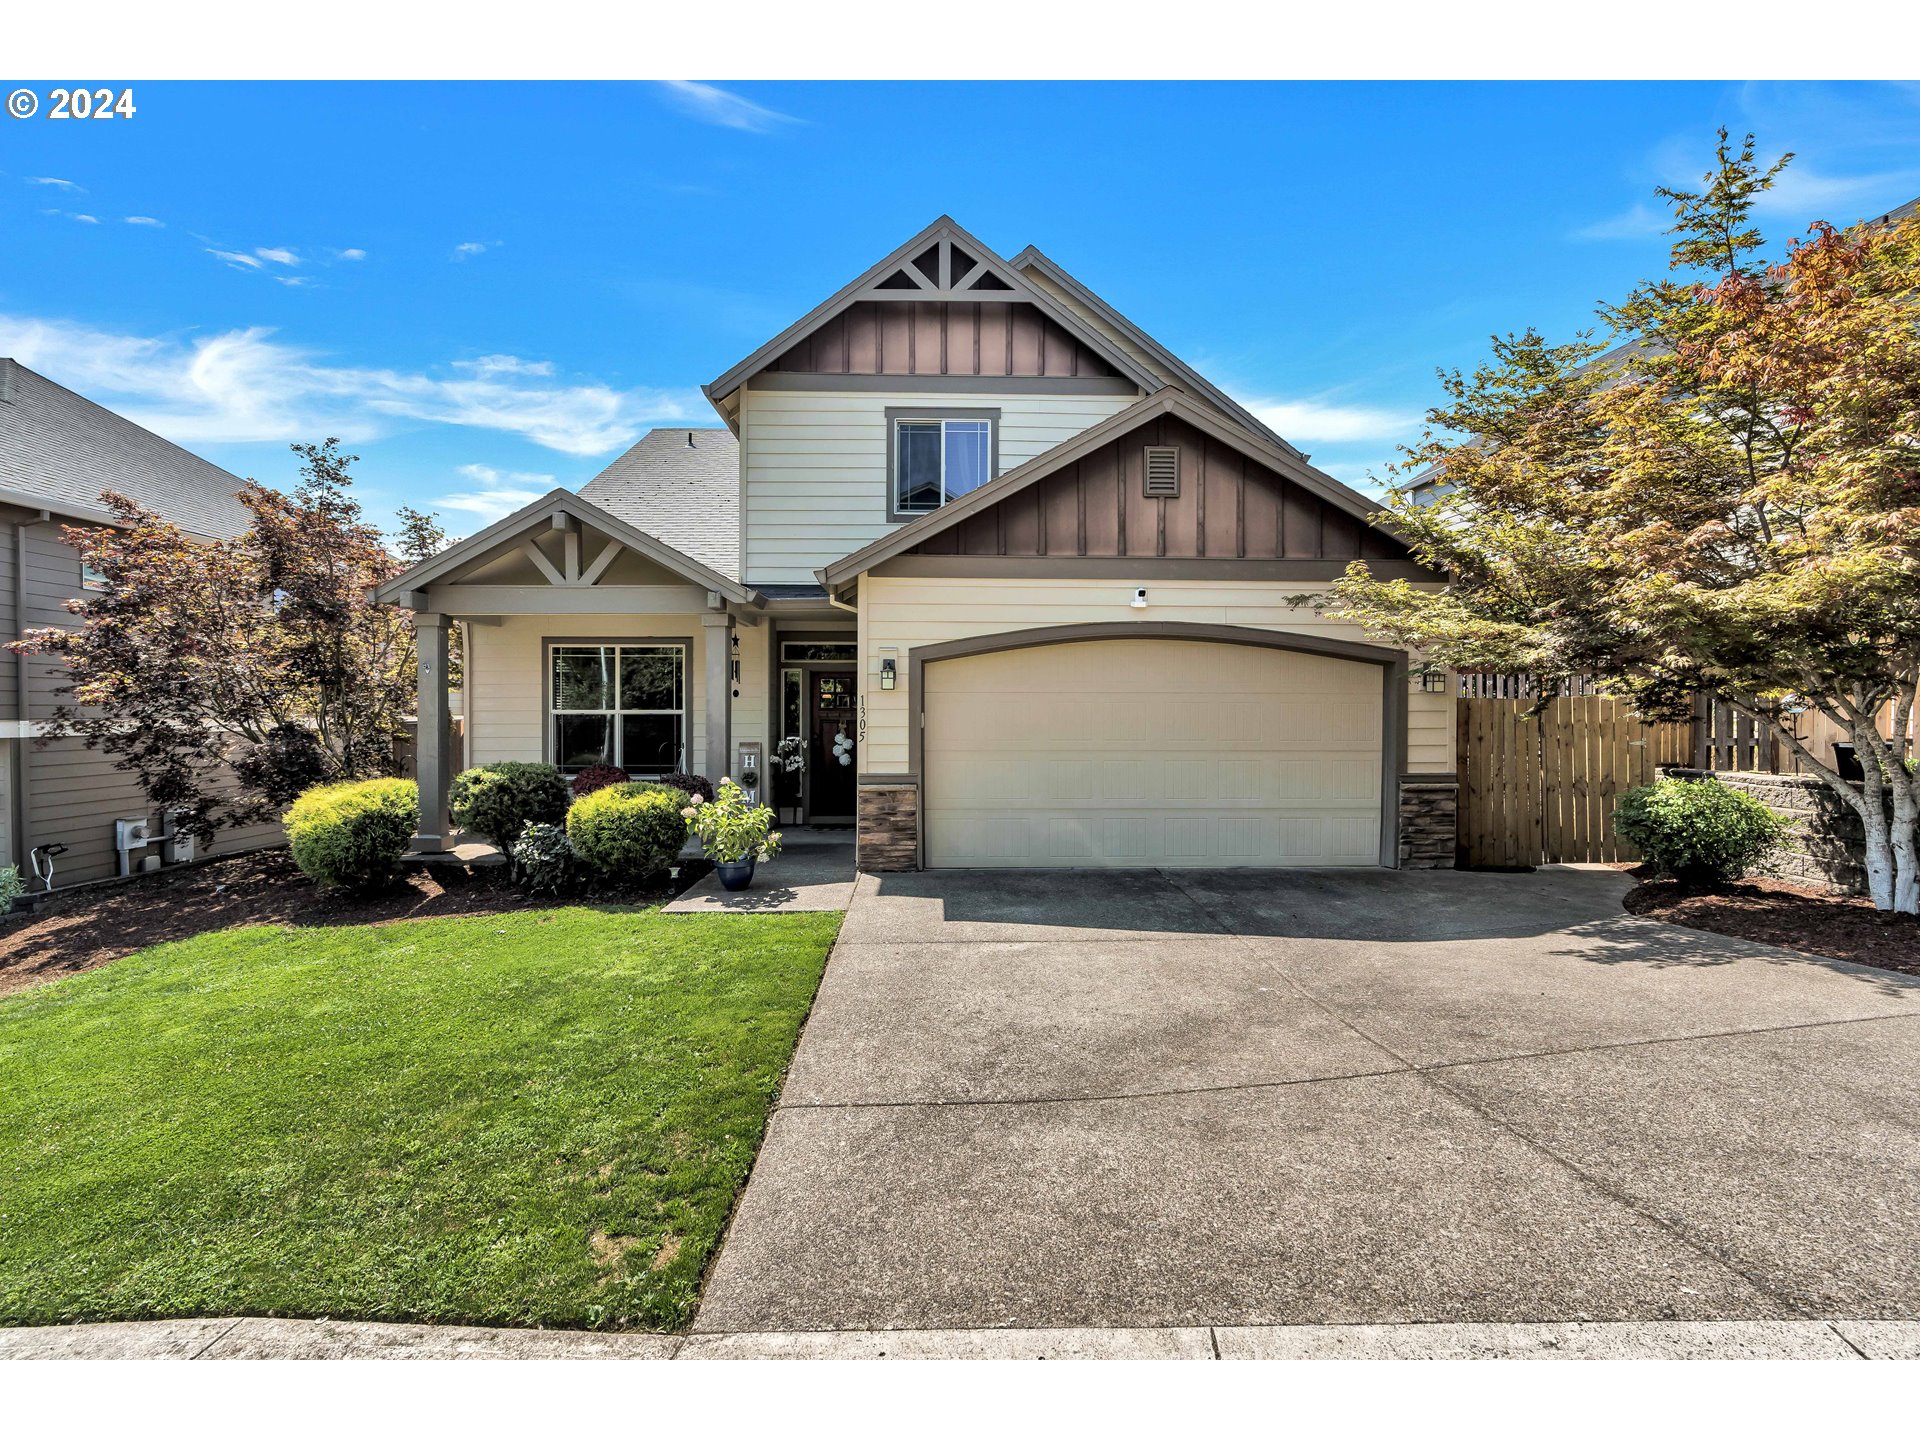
left=1331, top=134, right=1920, bottom=912
left=10, top=440, right=449, bottom=844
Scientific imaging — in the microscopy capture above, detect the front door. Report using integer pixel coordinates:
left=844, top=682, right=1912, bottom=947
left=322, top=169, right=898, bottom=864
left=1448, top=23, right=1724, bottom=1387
left=807, top=670, right=857, bottom=823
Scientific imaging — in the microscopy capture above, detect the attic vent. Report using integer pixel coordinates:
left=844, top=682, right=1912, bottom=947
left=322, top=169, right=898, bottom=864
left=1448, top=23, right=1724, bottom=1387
left=1143, top=445, right=1180, bottom=498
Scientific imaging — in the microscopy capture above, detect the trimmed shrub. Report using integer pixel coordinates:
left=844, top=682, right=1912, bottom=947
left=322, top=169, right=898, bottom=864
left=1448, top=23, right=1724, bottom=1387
left=449, top=761, right=570, bottom=849
left=285, top=778, right=419, bottom=891
left=1615, top=775, right=1787, bottom=888
left=566, top=781, right=688, bottom=880
left=660, top=771, right=715, bottom=803
left=569, top=763, right=630, bottom=800
left=512, top=821, right=579, bottom=896
left=0, top=863, right=25, bottom=915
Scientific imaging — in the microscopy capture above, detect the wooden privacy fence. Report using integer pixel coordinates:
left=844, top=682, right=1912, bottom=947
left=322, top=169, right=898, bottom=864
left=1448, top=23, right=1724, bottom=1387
left=1456, top=696, right=1693, bottom=867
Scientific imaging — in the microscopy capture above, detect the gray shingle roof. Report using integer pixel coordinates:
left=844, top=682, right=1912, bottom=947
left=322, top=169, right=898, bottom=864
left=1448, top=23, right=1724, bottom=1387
left=579, top=427, right=740, bottom=578
left=0, top=358, right=253, bottom=538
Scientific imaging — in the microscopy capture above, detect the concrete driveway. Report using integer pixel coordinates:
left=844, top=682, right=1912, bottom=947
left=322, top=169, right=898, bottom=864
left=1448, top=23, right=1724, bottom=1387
left=694, top=867, right=1920, bottom=1335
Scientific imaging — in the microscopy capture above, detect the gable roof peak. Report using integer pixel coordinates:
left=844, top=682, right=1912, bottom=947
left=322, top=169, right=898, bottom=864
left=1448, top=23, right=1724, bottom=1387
left=1007, top=244, right=1308, bottom=462
left=703, top=217, right=1163, bottom=411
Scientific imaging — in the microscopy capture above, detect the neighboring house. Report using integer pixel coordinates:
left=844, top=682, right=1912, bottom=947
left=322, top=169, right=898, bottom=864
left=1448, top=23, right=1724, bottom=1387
left=0, top=358, right=287, bottom=886
left=379, top=217, right=1459, bottom=870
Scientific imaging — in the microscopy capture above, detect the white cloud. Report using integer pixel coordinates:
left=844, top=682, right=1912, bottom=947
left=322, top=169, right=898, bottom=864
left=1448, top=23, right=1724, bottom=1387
left=1573, top=201, right=1668, bottom=243
left=208, top=248, right=265, bottom=270
left=334, top=247, right=366, bottom=261
left=0, top=311, right=700, bottom=457
left=1751, top=162, right=1920, bottom=220
left=27, top=176, right=83, bottom=192
left=657, top=80, right=800, bottom=134
left=255, top=246, right=299, bottom=266
left=455, top=354, right=555, bottom=378
left=452, top=240, right=496, bottom=260
left=124, top=215, right=165, bottom=227
left=437, top=464, right=557, bottom=522
left=1242, top=396, right=1420, bottom=444
left=69, top=213, right=100, bottom=224
left=274, top=275, right=312, bottom=288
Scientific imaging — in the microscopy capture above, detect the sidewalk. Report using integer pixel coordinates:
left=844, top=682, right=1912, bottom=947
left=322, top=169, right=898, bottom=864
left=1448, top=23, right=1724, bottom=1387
left=5, top=1317, right=1917, bottom=1360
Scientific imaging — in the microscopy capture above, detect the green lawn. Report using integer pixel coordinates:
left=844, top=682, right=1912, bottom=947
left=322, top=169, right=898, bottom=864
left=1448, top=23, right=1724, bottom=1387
left=0, top=905, right=839, bottom=1331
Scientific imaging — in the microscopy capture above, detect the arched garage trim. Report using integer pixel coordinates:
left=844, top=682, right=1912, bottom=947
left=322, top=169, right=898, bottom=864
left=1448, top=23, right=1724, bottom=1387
left=906, top=622, right=1409, bottom=867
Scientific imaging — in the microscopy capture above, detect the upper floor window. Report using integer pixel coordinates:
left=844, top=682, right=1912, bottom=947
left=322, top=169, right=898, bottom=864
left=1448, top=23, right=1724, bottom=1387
left=80, top=562, right=111, bottom=593
left=888, top=409, right=997, bottom=520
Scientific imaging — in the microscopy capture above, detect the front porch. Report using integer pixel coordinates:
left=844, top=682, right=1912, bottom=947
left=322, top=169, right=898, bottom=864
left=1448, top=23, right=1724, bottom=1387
left=374, top=488, right=860, bottom=852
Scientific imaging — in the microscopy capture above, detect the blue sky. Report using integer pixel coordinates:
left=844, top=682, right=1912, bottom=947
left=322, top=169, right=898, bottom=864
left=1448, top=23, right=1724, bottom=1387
left=3, top=79, right=1918, bottom=533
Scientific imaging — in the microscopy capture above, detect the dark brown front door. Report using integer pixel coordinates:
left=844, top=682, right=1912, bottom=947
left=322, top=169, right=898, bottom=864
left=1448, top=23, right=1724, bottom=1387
left=808, top=670, right=856, bottom=822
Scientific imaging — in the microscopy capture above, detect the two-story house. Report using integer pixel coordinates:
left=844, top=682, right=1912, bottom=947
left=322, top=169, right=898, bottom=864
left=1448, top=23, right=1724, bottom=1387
left=379, top=218, right=1460, bottom=870
left=0, top=358, right=286, bottom=887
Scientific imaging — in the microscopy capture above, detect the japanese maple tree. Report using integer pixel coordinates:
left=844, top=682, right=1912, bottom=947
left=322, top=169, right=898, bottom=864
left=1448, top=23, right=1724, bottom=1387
left=13, top=440, right=448, bottom=842
left=1333, top=135, right=1920, bottom=912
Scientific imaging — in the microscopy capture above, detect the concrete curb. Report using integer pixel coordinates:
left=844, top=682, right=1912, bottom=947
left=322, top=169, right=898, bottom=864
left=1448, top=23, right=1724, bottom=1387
left=4, top=1317, right=1915, bottom=1360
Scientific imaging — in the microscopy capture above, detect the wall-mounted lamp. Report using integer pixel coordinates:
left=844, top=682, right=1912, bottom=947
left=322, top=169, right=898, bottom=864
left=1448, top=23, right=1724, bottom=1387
left=1415, top=665, right=1447, bottom=693
left=879, top=656, right=897, bottom=690
left=1130, top=586, right=1149, bottom=610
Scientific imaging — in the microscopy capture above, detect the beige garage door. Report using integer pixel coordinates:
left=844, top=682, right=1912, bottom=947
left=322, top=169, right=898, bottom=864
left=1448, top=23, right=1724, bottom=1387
left=922, top=637, right=1385, bottom=869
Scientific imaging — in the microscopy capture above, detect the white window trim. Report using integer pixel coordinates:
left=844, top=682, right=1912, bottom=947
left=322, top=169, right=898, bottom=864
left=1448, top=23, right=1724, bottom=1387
left=884, top=406, right=1001, bottom=523
left=547, top=641, right=689, bottom=775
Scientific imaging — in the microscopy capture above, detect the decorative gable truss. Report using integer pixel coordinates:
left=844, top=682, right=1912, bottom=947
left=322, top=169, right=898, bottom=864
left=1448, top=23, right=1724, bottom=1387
left=375, top=489, right=761, bottom=617
left=515, top=508, right=630, bottom=588
left=857, top=230, right=1024, bottom=299
left=703, top=216, right=1163, bottom=418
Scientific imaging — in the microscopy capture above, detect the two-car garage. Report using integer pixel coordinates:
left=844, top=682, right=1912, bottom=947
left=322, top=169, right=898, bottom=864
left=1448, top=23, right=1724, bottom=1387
left=917, top=631, right=1393, bottom=869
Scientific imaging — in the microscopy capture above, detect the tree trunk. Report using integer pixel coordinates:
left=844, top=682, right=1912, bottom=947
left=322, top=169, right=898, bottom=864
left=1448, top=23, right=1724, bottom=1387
left=1849, top=716, right=1917, bottom=916
left=1892, top=786, right=1920, bottom=915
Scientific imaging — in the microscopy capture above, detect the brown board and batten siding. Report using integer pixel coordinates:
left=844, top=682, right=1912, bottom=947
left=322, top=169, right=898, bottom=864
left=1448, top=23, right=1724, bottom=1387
left=900, top=414, right=1406, bottom=564
left=766, top=301, right=1123, bottom=380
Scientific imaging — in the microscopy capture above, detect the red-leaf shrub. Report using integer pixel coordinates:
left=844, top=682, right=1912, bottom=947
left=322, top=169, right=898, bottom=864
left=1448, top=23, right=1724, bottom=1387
left=569, top=763, right=630, bottom=800
left=660, top=771, right=715, bottom=802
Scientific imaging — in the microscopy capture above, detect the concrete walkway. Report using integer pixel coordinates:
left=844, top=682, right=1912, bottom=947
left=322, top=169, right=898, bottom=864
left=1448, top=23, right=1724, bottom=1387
left=663, top=829, right=854, bottom=914
left=696, top=866, right=1920, bottom=1335
left=6, top=1316, right=1918, bottom=1360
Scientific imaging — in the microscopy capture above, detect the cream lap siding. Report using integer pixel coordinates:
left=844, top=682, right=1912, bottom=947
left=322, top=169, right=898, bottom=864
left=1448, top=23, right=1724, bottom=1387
left=463, top=614, right=708, bottom=773
left=732, top=622, right=769, bottom=769
left=859, top=576, right=1456, bottom=776
left=741, top=386, right=1138, bottom=585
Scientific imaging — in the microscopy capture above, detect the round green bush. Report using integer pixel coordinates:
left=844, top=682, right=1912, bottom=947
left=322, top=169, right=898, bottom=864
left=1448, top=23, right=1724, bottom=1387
left=1615, top=775, right=1787, bottom=888
left=285, top=778, right=419, bottom=891
left=449, top=761, right=570, bottom=848
left=565, top=781, right=688, bottom=879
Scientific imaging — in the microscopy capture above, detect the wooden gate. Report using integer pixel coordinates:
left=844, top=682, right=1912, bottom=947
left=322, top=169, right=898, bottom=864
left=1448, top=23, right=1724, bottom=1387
left=1456, top=696, right=1692, bottom=867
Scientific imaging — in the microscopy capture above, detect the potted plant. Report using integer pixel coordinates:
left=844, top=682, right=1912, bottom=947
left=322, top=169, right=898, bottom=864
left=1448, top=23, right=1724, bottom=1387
left=684, top=778, right=783, bottom=891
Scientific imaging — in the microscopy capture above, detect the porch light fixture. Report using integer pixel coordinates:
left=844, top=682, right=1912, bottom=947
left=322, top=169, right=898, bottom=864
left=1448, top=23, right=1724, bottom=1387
left=879, top=656, right=897, bottom=690
left=1415, top=665, right=1447, bottom=693
left=1130, top=587, right=1149, bottom=609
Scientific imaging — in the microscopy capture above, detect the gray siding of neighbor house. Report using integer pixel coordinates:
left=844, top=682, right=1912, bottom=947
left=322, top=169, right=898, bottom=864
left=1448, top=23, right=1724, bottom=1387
left=4, top=515, right=284, bottom=884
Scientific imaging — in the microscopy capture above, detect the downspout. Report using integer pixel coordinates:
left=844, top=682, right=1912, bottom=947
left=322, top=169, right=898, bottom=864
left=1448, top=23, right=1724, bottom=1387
left=11, top=513, right=40, bottom=878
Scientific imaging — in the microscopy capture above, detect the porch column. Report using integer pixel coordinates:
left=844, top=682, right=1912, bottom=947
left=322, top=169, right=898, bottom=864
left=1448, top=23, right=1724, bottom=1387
left=412, top=613, right=452, bottom=853
left=701, top=610, right=733, bottom=784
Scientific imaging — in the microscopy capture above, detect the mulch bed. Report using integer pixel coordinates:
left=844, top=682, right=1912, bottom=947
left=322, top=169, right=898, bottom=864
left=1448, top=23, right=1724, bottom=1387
left=0, top=849, right=694, bottom=998
left=1625, top=874, right=1920, bottom=977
